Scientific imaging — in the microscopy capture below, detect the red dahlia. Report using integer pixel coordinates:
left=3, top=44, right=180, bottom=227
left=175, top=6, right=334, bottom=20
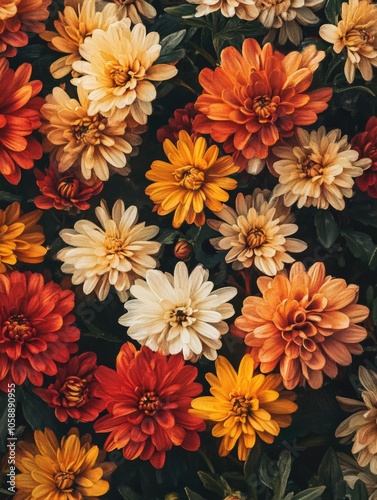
left=0, top=271, right=79, bottom=391
left=351, top=116, right=377, bottom=198
left=34, top=352, right=106, bottom=422
left=93, top=342, right=205, bottom=469
left=157, top=103, right=202, bottom=143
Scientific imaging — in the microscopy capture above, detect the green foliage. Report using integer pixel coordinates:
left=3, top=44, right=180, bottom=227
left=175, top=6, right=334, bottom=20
left=314, top=211, right=339, bottom=249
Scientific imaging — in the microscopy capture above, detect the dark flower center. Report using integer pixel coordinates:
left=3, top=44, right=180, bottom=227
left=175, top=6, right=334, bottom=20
left=73, top=114, right=106, bottom=145
left=61, top=376, right=89, bottom=407
left=3, top=314, right=36, bottom=343
left=230, top=392, right=259, bottom=420
left=139, top=391, right=161, bottom=416
left=54, top=470, right=75, bottom=491
left=58, top=175, right=80, bottom=199
left=302, top=157, right=323, bottom=177
left=252, top=95, right=278, bottom=123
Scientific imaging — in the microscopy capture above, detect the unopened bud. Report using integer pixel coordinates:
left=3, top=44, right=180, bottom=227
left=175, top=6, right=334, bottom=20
left=174, top=240, right=193, bottom=261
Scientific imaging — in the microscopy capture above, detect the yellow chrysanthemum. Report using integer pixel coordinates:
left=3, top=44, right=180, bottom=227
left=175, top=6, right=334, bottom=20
left=145, top=130, right=239, bottom=228
left=0, top=202, right=46, bottom=273
left=15, top=427, right=116, bottom=499
left=190, top=354, right=297, bottom=460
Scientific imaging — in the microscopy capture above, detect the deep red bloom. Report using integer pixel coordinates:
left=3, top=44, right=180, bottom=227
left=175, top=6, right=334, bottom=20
left=33, top=352, right=106, bottom=422
left=0, top=271, right=80, bottom=391
left=93, top=342, right=205, bottom=469
left=157, top=103, right=202, bottom=143
left=352, top=116, right=377, bottom=198
left=0, top=58, right=44, bottom=185
left=34, top=165, right=103, bottom=211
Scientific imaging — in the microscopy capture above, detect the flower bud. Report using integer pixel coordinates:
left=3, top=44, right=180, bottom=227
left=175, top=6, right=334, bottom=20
left=174, top=240, right=193, bottom=261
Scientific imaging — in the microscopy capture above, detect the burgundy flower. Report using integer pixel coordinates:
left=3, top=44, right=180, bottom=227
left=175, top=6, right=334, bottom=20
left=34, top=165, right=103, bottom=211
left=352, top=116, right=377, bottom=198
left=157, top=103, right=202, bottom=143
left=34, top=352, right=106, bottom=422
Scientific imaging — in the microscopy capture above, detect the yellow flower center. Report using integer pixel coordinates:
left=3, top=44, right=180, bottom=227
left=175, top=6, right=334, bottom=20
left=301, top=157, right=323, bottom=177
left=252, top=95, right=278, bottom=123
left=344, top=28, right=374, bottom=49
left=230, top=392, right=260, bottom=422
left=0, top=0, right=18, bottom=21
left=246, top=227, right=266, bottom=248
left=58, top=175, right=80, bottom=200
left=164, top=302, right=197, bottom=327
left=54, top=471, right=75, bottom=492
left=104, top=236, right=125, bottom=255
left=139, top=391, right=161, bottom=416
left=257, top=0, right=290, bottom=15
left=3, top=314, right=35, bottom=343
left=173, top=166, right=205, bottom=190
left=108, top=61, right=146, bottom=87
left=60, top=376, right=89, bottom=407
left=73, top=114, right=107, bottom=146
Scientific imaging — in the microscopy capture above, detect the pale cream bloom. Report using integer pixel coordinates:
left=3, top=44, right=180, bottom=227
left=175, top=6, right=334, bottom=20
left=71, top=18, right=178, bottom=124
left=336, top=367, right=377, bottom=474
left=258, top=0, right=325, bottom=45
left=97, top=0, right=157, bottom=24
left=338, top=452, right=377, bottom=499
left=319, top=0, right=377, bottom=83
left=272, top=127, right=371, bottom=211
left=208, top=189, right=307, bottom=276
left=40, top=0, right=118, bottom=79
left=39, top=86, right=145, bottom=182
left=187, top=0, right=259, bottom=21
left=119, top=262, right=237, bottom=361
left=57, top=199, right=161, bottom=301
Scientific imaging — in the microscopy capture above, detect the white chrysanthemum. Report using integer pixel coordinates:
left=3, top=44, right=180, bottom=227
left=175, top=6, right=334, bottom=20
left=207, top=189, right=307, bottom=276
left=272, top=127, right=372, bottom=211
left=71, top=18, right=178, bottom=124
left=57, top=199, right=160, bottom=301
left=119, top=262, right=237, bottom=361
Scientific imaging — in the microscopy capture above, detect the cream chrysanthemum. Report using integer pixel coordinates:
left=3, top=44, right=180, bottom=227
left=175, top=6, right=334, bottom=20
left=57, top=199, right=161, bottom=301
left=338, top=453, right=377, bottom=499
left=319, top=0, right=377, bottom=83
left=40, top=86, right=145, bottom=182
left=272, top=127, right=372, bottom=210
left=258, top=0, right=325, bottom=45
left=187, top=0, right=258, bottom=21
left=71, top=19, right=178, bottom=124
left=119, top=262, right=237, bottom=361
left=208, top=189, right=307, bottom=276
left=336, top=367, right=377, bottom=473
left=40, top=0, right=118, bottom=79
left=97, top=0, right=157, bottom=24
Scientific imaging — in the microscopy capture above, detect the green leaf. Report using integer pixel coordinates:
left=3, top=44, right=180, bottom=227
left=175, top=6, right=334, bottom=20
left=185, top=487, right=207, bottom=500
left=316, top=448, right=347, bottom=500
left=351, top=202, right=377, bottom=228
left=197, top=471, right=232, bottom=496
left=325, top=0, right=343, bottom=23
left=272, top=451, right=292, bottom=500
left=372, top=297, right=377, bottom=325
left=20, top=385, right=57, bottom=432
left=156, top=229, right=181, bottom=244
left=314, top=211, right=339, bottom=249
left=368, top=246, right=377, bottom=270
left=159, top=30, right=186, bottom=54
left=164, top=4, right=197, bottom=16
left=350, top=479, right=369, bottom=500
left=340, top=229, right=376, bottom=267
left=0, top=389, right=19, bottom=454
left=244, top=439, right=262, bottom=481
left=259, top=453, right=276, bottom=490
left=118, top=485, right=141, bottom=500
left=0, top=192, right=22, bottom=203
left=292, top=486, right=326, bottom=499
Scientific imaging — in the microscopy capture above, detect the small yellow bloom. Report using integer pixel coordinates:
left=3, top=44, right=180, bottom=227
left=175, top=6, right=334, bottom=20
left=0, top=202, right=46, bottom=273
left=146, top=130, right=239, bottom=228
left=190, top=354, right=297, bottom=460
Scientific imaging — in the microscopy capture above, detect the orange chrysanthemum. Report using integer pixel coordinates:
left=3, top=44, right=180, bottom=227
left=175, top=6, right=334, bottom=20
left=190, top=354, right=297, bottom=460
left=0, top=202, right=46, bottom=273
left=193, top=39, right=332, bottom=172
left=0, top=58, right=44, bottom=185
left=0, top=0, right=51, bottom=57
left=15, top=427, right=116, bottom=499
left=234, top=262, right=369, bottom=390
left=145, top=130, right=239, bottom=228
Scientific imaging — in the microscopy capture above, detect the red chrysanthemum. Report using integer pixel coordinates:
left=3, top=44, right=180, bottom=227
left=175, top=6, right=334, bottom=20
left=0, top=0, right=51, bottom=58
left=0, top=271, right=80, bottom=391
left=34, top=165, right=103, bottom=211
left=93, top=342, right=205, bottom=469
left=193, top=40, right=332, bottom=171
left=351, top=116, right=377, bottom=198
left=0, top=58, right=44, bottom=185
left=157, top=103, right=202, bottom=143
left=33, top=352, right=106, bottom=423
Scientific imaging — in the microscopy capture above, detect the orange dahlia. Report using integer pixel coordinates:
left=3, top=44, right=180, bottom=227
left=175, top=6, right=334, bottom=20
left=0, top=58, right=44, bottom=185
left=93, top=342, right=205, bottom=469
left=145, top=130, right=239, bottom=228
left=234, top=262, right=369, bottom=390
left=0, top=0, right=51, bottom=57
left=0, top=270, right=80, bottom=391
left=193, top=40, right=332, bottom=172
left=0, top=202, right=46, bottom=273
left=190, top=354, right=297, bottom=460
left=15, top=427, right=116, bottom=499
